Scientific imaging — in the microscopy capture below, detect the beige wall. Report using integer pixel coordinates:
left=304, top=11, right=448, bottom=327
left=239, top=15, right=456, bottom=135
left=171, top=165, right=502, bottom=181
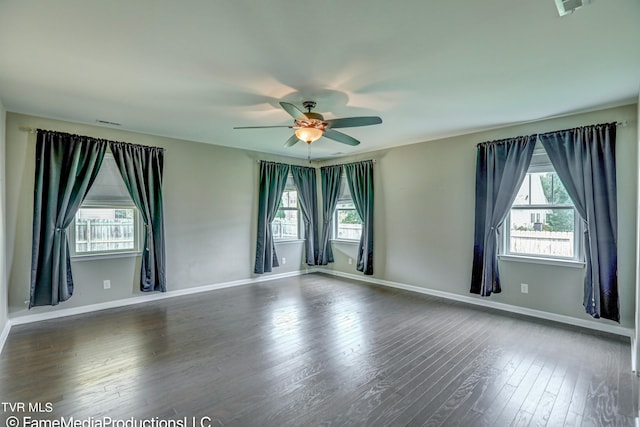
left=5, top=113, right=310, bottom=319
left=4, top=105, right=638, bottom=331
left=321, top=104, right=638, bottom=329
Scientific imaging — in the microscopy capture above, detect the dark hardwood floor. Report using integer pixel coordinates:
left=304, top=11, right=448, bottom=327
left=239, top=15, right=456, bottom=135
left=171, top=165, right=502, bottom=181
left=1, top=273, right=638, bottom=426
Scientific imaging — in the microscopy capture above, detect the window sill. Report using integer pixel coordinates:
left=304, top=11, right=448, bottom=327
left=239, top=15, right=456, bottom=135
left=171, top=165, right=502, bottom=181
left=274, top=239, right=305, bottom=245
left=71, top=251, right=142, bottom=262
left=499, top=254, right=585, bottom=269
left=331, top=239, right=360, bottom=245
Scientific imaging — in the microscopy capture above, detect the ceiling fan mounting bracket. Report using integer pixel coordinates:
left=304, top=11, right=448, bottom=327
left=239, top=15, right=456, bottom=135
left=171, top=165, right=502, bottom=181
left=302, top=101, right=317, bottom=112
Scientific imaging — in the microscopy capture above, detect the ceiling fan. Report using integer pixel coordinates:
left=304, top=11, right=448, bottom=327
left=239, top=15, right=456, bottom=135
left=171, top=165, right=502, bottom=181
left=234, top=101, right=382, bottom=147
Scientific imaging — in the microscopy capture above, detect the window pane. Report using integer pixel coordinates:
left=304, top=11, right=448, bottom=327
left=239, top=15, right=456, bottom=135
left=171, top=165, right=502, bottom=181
left=505, top=143, right=578, bottom=261
left=540, top=172, right=572, bottom=205
left=280, top=189, right=298, bottom=208
left=75, top=208, right=135, bottom=253
left=512, top=175, right=531, bottom=206
left=509, top=208, right=575, bottom=257
left=335, top=202, right=362, bottom=240
left=273, top=208, right=298, bottom=240
left=512, top=172, right=574, bottom=207
left=273, top=188, right=299, bottom=240
left=528, top=173, right=549, bottom=205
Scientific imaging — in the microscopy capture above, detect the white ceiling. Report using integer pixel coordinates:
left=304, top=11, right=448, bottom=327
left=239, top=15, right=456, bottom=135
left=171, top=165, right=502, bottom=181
left=0, top=1, right=638, bottom=160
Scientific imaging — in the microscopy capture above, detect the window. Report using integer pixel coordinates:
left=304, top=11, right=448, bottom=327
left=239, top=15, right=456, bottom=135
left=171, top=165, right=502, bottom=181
left=273, top=174, right=300, bottom=240
left=74, top=207, right=138, bottom=254
left=503, top=142, right=581, bottom=261
left=70, top=153, right=142, bottom=257
left=333, top=175, right=362, bottom=241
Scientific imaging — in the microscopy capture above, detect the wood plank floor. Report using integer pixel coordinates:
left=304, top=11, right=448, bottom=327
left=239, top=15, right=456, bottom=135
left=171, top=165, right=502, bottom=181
left=1, top=273, right=638, bottom=426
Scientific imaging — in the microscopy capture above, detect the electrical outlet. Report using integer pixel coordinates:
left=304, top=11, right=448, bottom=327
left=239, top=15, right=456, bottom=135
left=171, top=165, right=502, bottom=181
left=348, top=258, right=353, bottom=265
left=282, top=257, right=286, bottom=265
left=103, top=280, right=111, bottom=290
left=521, top=283, right=529, bottom=294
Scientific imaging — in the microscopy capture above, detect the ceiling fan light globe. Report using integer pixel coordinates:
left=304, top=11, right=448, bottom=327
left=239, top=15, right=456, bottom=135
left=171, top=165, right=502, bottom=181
left=295, top=127, right=323, bottom=144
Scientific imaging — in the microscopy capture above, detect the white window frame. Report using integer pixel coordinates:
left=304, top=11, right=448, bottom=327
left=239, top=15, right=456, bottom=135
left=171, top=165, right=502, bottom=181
left=501, top=143, right=583, bottom=266
left=332, top=174, right=362, bottom=242
left=273, top=174, right=302, bottom=242
left=70, top=202, right=143, bottom=259
left=69, top=151, right=143, bottom=259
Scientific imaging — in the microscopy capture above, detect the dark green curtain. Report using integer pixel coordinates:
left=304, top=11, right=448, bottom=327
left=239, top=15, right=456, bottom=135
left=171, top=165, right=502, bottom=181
left=109, top=142, right=166, bottom=292
left=318, top=165, right=343, bottom=265
left=30, top=131, right=107, bottom=307
left=470, top=135, right=537, bottom=296
left=539, top=123, right=618, bottom=322
left=344, top=161, right=374, bottom=275
left=255, top=161, right=290, bottom=274
left=291, top=165, right=319, bottom=265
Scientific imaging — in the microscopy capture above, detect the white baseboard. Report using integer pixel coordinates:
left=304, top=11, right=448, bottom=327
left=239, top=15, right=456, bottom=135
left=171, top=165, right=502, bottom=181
left=0, top=319, right=10, bottom=355
left=4, top=266, right=633, bottom=352
left=318, top=268, right=634, bottom=339
left=9, top=269, right=308, bottom=327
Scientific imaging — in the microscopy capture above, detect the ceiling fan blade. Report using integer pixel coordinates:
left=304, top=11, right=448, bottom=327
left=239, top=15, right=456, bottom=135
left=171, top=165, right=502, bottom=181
left=323, top=129, right=360, bottom=146
left=280, top=102, right=307, bottom=120
left=233, top=125, right=292, bottom=129
left=284, top=134, right=301, bottom=147
left=325, top=116, right=382, bottom=128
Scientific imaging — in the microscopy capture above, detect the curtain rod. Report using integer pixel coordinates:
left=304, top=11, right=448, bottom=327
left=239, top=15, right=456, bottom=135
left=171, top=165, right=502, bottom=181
left=320, top=159, right=377, bottom=168
left=255, top=160, right=315, bottom=166
left=19, top=127, right=165, bottom=151
left=255, top=159, right=377, bottom=165
left=476, top=121, right=627, bottom=147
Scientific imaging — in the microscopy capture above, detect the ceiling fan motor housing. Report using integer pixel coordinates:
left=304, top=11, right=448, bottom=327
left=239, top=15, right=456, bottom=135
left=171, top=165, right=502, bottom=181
left=303, top=112, right=324, bottom=121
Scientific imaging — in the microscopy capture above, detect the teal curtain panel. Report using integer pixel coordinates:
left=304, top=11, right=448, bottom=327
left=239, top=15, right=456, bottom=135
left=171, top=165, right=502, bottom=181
left=470, top=135, right=537, bottom=296
left=318, top=165, right=343, bottom=266
left=30, top=131, right=108, bottom=307
left=344, top=160, right=375, bottom=275
left=109, top=141, right=166, bottom=293
left=539, top=123, right=619, bottom=322
left=255, top=161, right=290, bottom=274
left=291, top=165, right=319, bottom=266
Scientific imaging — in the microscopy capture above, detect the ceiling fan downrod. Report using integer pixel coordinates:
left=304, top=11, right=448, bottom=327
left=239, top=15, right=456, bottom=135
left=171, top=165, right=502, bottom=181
left=302, top=101, right=316, bottom=113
